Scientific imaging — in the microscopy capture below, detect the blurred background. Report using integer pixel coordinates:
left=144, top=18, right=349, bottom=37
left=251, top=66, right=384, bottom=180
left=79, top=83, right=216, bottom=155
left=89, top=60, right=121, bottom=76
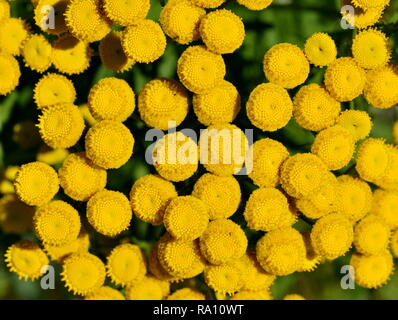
left=1, top=0, right=398, bottom=299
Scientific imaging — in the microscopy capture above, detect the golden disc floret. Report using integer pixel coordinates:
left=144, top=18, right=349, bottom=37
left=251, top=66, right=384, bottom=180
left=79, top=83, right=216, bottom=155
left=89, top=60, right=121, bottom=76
left=34, top=0, right=69, bottom=35
left=167, top=288, right=205, bottom=300
left=22, top=34, right=52, bottom=73
left=336, top=110, right=372, bottom=141
left=304, top=33, right=337, bottom=67
left=126, top=276, right=164, bottom=300
left=352, top=0, right=390, bottom=9
left=0, top=18, right=30, bottom=56
left=0, top=54, right=21, bottom=95
left=341, top=0, right=385, bottom=30
left=190, top=0, right=225, bottom=8
left=297, top=232, right=322, bottom=272
left=0, top=0, right=10, bottom=20
left=236, top=0, right=272, bottom=10
left=85, top=286, right=125, bottom=300
left=371, top=189, right=398, bottom=230
left=103, top=0, right=150, bottom=26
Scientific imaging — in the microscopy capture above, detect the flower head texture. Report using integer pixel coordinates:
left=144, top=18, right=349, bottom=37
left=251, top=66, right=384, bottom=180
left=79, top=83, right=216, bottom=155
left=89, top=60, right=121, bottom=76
left=304, top=33, right=337, bottom=67
left=0, top=54, right=20, bottom=96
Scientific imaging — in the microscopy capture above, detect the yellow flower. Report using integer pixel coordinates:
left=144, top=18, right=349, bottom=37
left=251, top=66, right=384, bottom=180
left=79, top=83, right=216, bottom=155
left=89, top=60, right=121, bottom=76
left=304, top=33, right=337, bottom=67
left=0, top=53, right=21, bottom=95
left=350, top=251, right=393, bottom=289
left=0, top=0, right=10, bottom=21
left=371, top=189, right=398, bottom=230
left=79, top=104, right=97, bottom=127
left=99, top=31, right=135, bottom=73
left=341, top=0, right=385, bottom=29
left=130, top=174, right=177, bottom=226
left=149, top=241, right=181, bottom=282
left=284, top=294, right=305, bottom=300
left=231, top=290, right=272, bottom=300
left=310, top=213, right=353, bottom=260
left=61, top=252, right=106, bottom=296
left=352, top=0, right=390, bottom=9
left=244, top=187, right=296, bottom=232
left=65, top=0, right=112, bottom=43
left=0, top=195, right=34, bottom=234
left=34, top=200, right=81, bottom=246
left=164, top=196, right=209, bottom=241
left=34, top=73, right=76, bottom=110
left=122, top=20, right=166, bottom=64
left=52, top=34, right=92, bottom=75
left=87, top=190, right=132, bottom=237
left=364, top=65, right=398, bottom=109
left=5, top=240, right=49, bottom=281
left=263, top=43, right=310, bottom=89
left=374, top=145, right=398, bottom=190
left=246, top=82, right=293, bottom=132
left=256, top=227, right=306, bottom=276
left=177, top=45, right=226, bottom=94
left=280, top=153, right=329, bottom=199
left=14, top=161, right=59, bottom=206
left=324, top=57, right=366, bottom=102
left=236, top=0, right=272, bottom=10
left=22, top=34, right=52, bottom=73
left=336, top=110, right=373, bottom=141
left=193, top=80, right=241, bottom=126
left=391, top=229, right=398, bottom=258
left=152, top=131, right=198, bottom=182
left=192, top=173, right=241, bottom=220
left=190, top=0, right=225, bottom=8
left=38, top=103, right=85, bottom=149
left=200, top=219, right=247, bottom=265
left=12, top=120, right=41, bottom=149
left=356, top=138, right=389, bottom=183
left=200, top=123, right=249, bottom=176
left=103, top=0, right=150, bottom=26
left=34, top=0, right=69, bottom=35
left=85, top=120, right=134, bottom=169
left=297, top=232, right=322, bottom=272
left=0, top=18, right=30, bottom=56
left=200, top=9, right=245, bottom=55
left=167, top=288, right=206, bottom=300
left=85, top=286, right=125, bottom=300
left=36, top=144, right=69, bottom=165
left=138, top=78, right=189, bottom=130
left=106, top=243, right=147, bottom=286
left=126, top=276, right=165, bottom=300
left=59, top=152, right=107, bottom=202
left=311, top=125, right=355, bottom=171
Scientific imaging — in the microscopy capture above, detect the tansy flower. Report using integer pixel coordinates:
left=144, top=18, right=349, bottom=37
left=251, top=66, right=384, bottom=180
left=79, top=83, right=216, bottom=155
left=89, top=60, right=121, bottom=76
left=244, top=187, right=296, bottom=232
left=36, top=144, right=69, bottom=165
left=52, top=34, right=92, bottom=75
left=247, top=138, right=289, bottom=188
left=200, top=9, right=245, bottom=55
left=293, top=83, right=341, bottom=132
left=5, top=240, right=49, bottom=281
left=280, top=153, right=329, bottom=199
left=297, top=232, right=322, bottom=272
left=126, top=276, right=165, bottom=300
left=356, top=138, right=389, bottom=183
left=246, top=83, right=293, bottom=132
left=370, top=189, right=398, bottom=230
left=352, top=0, right=390, bottom=9
left=152, top=131, right=198, bottom=182
left=160, top=0, right=205, bottom=45
left=88, top=77, right=135, bottom=122
left=138, top=78, right=189, bottom=130
left=354, top=215, right=391, bottom=256
left=304, top=33, right=337, bottom=67
left=263, top=43, right=310, bottom=89
left=283, top=294, right=305, bottom=300
left=99, top=31, right=135, bottom=73
left=311, top=125, right=356, bottom=171
left=336, top=110, right=373, bottom=141
left=167, top=288, right=206, bottom=300
left=256, top=227, right=306, bottom=276
left=103, top=0, right=150, bottom=26
left=85, top=120, right=134, bottom=169
left=200, top=219, right=247, bottom=265
left=0, top=0, right=10, bottom=20
left=335, top=175, right=372, bottom=222
left=0, top=54, right=21, bottom=95
left=0, top=18, right=30, bottom=56
left=34, top=0, right=69, bottom=35
left=352, top=29, right=391, bottom=70
left=324, top=57, right=366, bottom=102
left=177, top=45, right=226, bottom=94
left=87, top=190, right=132, bottom=237
left=193, top=80, right=241, bottom=126
left=130, top=174, right=177, bottom=226
left=61, top=252, right=106, bottom=296
left=200, top=123, right=249, bottom=176
left=391, top=229, right=398, bottom=258
left=0, top=195, right=34, bottom=234
left=341, top=0, right=385, bottom=29
left=163, top=196, right=209, bottom=241
left=231, top=290, right=272, bottom=300
left=192, top=173, right=241, bottom=220
left=34, top=200, right=81, bottom=246
left=65, top=0, right=111, bottom=43
left=85, top=286, right=125, bottom=300
left=58, top=152, right=107, bottom=202
left=149, top=241, right=181, bottom=282
left=190, top=0, right=225, bottom=8
left=37, top=103, right=85, bottom=149
left=236, top=0, right=272, bottom=10
left=106, top=243, right=146, bottom=287
left=364, top=65, right=398, bottom=109
left=310, top=213, right=354, bottom=260
left=14, top=161, right=59, bottom=206
left=350, top=251, right=393, bottom=289
left=12, top=120, right=41, bottom=149
left=122, top=20, right=166, bottom=64
left=374, top=145, right=398, bottom=190
left=34, top=73, right=76, bottom=110
left=22, top=34, right=52, bottom=73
